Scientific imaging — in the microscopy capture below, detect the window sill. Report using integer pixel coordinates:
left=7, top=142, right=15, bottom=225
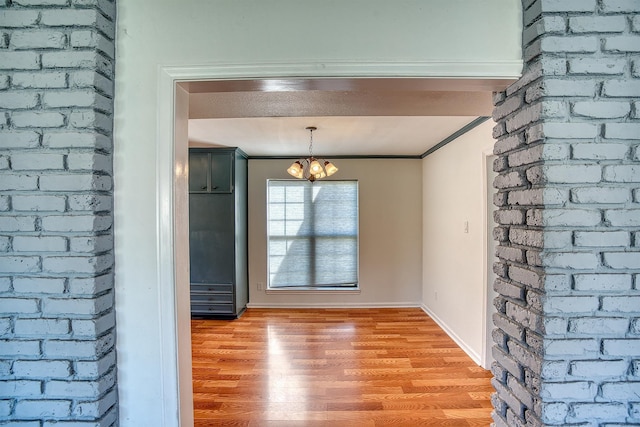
left=265, top=287, right=361, bottom=295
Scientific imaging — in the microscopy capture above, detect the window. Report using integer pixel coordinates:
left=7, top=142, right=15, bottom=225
left=267, top=180, right=359, bottom=289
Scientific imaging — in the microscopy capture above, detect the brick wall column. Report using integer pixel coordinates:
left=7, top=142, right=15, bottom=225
left=0, top=1, right=117, bottom=425
left=491, top=0, right=639, bottom=426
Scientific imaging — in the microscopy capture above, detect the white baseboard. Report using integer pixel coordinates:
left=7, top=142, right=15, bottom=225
left=246, top=302, right=421, bottom=309
left=420, top=304, right=483, bottom=366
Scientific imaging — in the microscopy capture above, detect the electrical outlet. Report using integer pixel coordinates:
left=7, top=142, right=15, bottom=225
left=257, top=282, right=264, bottom=291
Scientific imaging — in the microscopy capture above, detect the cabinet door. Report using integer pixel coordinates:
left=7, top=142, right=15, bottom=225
left=189, top=152, right=209, bottom=192
left=210, top=151, right=233, bottom=193
left=189, top=194, right=235, bottom=284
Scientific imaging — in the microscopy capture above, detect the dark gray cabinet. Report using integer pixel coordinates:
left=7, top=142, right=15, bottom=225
left=188, top=150, right=233, bottom=193
left=189, top=147, right=248, bottom=318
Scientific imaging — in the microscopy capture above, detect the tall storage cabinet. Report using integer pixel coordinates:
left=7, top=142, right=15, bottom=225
left=188, top=147, right=248, bottom=318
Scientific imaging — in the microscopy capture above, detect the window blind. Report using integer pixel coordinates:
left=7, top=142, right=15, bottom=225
left=267, top=180, right=359, bottom=288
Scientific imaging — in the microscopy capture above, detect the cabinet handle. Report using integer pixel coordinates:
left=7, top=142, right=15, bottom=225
left=200, top=185, right=207, bottom=190
left=212, top=186, right=218, bottom=190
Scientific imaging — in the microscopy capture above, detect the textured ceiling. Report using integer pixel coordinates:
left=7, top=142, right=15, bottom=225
left=189, top=116, right=479, bottom=157
left=184, top=78, right=505, bottom=157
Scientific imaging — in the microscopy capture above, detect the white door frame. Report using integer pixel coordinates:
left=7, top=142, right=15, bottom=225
left=481, top=147, right=497, bottom=369
left=156, top=63, right=515, bottom=425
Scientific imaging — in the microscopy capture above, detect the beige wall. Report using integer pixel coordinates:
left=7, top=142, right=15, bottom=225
left=421, top=120, right=495, bottom=363
left=248, top=159, right=423, bottom=307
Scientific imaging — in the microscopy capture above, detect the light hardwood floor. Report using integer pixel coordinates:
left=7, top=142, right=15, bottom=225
left=191, top=308, right=493, bottom=426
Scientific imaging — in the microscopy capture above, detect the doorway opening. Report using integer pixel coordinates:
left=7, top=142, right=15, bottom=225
left=158, top=67, right=512, bottom=425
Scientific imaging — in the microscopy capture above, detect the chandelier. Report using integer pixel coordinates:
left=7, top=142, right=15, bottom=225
left=286, top=126, right=338, bottom=182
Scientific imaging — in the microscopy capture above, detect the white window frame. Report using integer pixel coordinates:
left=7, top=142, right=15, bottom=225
left=266, top=179, right=360, bottom=292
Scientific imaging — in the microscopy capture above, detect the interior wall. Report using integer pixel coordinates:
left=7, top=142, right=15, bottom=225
left=114, top=1, right=522, bottom=425
left=421, top=120, right=496, bottom=363
left=248, top=159, right=423, bottom=307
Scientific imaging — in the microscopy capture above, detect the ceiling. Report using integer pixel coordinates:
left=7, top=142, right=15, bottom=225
left=183, top=78, right=506, bottom=157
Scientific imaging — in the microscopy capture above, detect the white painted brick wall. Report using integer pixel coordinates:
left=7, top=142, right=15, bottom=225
left=13, top=360, right=71, bottom=379
left=0, top=51, right=40, bottom=69
left=572, top=101, right=631, bottom=118
left=0, top=131, right=40, bottom=148
left=571, top=186, right=630, bottom=203
left=75, top=351, right=115, bottom=379
left=68, top=194, right=112, bottom=212
left=569, top=15, right=627, bottom=33
left=603, top=339, right=640, bottom=356
left=14, top=318, right=69, bottom=336
left=41, top=214, right=112, bottom=232
left=44, top=332, right=114, bottom=360
left=42, top=253, right=113, bottom=274
left=569, top=57, right=627, bottom=75
left=573, top=273, right=632, bottom=291
left=568, top=317, right=630, bottom=334
left=44, top=131, right=111, bottom=150
left=570, top=359, right=628, bottom=377
left=601, top=295, right=640, bottom=312
left=69, top=69, right=114, bottom=97
left=68, top=273, right=112, bottom=295
left=570, top=402, right=628, bottom=422
left=0, top=175, right=39, bottom=191
left=12, top=195, right=67, bottom=212
left=70, top=234, right=113, bottom=253
left=574, top=230, right=630, bottom=247
left=0, top=341, right=41, bottom=357
left=1, top=257, right=40, bottom=273
left=13, top=71, right=67, bottom=89
left=39, top=174, right=112, bottom=191
left=13, top=235, right=68, bottom=252
left=602, top=79, right=640, bottom=97
left=72, top=311, right=116, bottom=338
left=0, top=217, right=37, bottom=231
left=571, top=144, right=629, bottom=160
left=491, top=2, right=640, bottom=425
left=0, top=92, right=39, bottom=109
left=73, top=388, right=117, bottom=418
left=11, top=111, right=66, bottom=128
left=42, top=293, right=113, bottom=316
left=0, top=1, right=117, bottom=424
left=13, top=277, right=66, bottom=293
left=11, top=153, right=65, bottom=170
left=9, top=30, right=67, bottom=50
left=603, top=164, right=640, bottom=182
left=14, top=400, right=71, bottom=418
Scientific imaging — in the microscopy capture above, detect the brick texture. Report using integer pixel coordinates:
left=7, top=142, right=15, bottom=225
left=0, top=1, right=117, bottom=425
left=491, top=1, right=640, bottom=426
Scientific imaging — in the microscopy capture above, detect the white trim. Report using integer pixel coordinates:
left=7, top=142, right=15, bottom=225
left=156, top=67, right=180, bottom=426
left=162, top=60, right=523, bottom=81
left=421, top=304, right=482, bottom=366
left=157, top=61, right=522, bottom=426
left=248, top=302, right=420, bottom=309
left=481, top=147, right=496, bottom=370
left=265, top=288, right=361, bottom=295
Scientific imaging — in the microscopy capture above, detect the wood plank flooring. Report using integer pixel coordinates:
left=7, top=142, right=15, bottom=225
left=191, top=308, right=493, bottom=426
